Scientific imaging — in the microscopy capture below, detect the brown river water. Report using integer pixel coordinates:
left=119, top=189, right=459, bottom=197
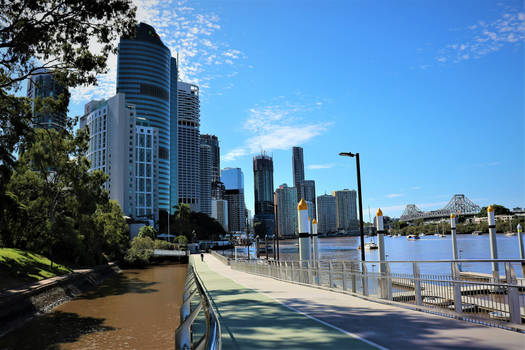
left=0, top=263, right=187, bottom=350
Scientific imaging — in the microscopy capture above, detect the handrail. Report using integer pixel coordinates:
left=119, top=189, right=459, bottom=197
left=264, top=258, right=525, bottom=264
left=175, top=261, right=221, bottom=350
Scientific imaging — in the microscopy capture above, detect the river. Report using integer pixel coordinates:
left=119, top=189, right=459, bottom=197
left=0, top=263, right=187, bottom=350
left=231, top=233, right=524, bottom=276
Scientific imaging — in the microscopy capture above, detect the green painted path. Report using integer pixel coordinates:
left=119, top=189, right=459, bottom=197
left=192, top=256, right=378, bottom=350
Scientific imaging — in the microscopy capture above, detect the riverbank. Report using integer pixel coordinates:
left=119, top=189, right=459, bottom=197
left=0, top=262, right=120, bottom=336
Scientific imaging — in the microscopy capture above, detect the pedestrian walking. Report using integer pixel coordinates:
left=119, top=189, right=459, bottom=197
left=200, top=253, right=204, bottom=262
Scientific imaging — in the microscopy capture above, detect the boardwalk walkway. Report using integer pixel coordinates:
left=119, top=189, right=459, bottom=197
left=194, top=254, right=525, bottom=350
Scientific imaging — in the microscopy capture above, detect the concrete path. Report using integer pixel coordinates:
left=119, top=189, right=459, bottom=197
left=193, top=256, right=378, bottom=350
left=196, top=254, right=525, bottom=350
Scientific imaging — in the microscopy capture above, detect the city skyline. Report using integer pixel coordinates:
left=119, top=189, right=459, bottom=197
left=66, top=0, right=524, bottom=218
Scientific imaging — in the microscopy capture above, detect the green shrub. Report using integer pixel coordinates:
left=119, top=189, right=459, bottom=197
left=154, top=239, right=174, bottom=250
left=124, top=237, right=154, bottom=266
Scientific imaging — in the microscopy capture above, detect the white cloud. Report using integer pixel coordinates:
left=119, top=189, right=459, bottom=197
left=386, top=193, right=404, bottom=198
left=307, top=163, right=336, bottom=170
left=71, top=0, right=243, bottom=103
left=435, top=9, right=525, bottom=64
left=411, top=186, right=421, bottom=190
left=222, top=98, right=332, bottom=162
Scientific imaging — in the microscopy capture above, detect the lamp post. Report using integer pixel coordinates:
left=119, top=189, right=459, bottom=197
left=339, top=152, right=365, bottom=261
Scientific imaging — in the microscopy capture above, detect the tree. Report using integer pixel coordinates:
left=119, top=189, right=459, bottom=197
left=124, top=236, right=154, bottom=266
left=138, top=226, right=157, bottom=240
left=478, top=205, right=511, bottom=217
left=94, top=200, right=129, bottom=261
left=0, top=0, right=136, bottom=205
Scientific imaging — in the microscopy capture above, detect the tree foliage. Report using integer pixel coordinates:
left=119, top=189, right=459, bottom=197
left=138, top=225, right=157, bottom=240
left=158, top=207, right=226, bottom=242
left=478, top=205, right=511, bottom=217
left=124, top=236, right=154, bottom=266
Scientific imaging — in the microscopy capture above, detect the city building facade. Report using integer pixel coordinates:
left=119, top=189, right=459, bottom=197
left=117, top=22, right=175, bottom=213
left=80, top=93, right=159, bottom=222
left=253, top=154, right=275, bottom=236
left=224, top=189, right=246, bottom=232
left=292, top=146, right=304, bottom=201
left=274, top=184, right=298, bottom=238
left=177, top=81, right=200, bottom=212
left=332, top=189, right=358, bottom=232
left=27, top=69, right=68, bottom=130
left=201, top=134, right=224, bottom=200
left=199, top=143, right=211, bottom=215
left=211, top=199, right=228, bottom=231
left=317, top=194, right=337, bottom=234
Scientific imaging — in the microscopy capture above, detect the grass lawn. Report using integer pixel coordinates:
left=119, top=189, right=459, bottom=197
left=0, top=248, right=72, bottom=290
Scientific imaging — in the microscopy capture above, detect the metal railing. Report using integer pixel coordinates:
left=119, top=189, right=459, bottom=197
left=210, top=251, right=230, bottom=265
left=175, top=261, right=221, bottom=350
left=229, top=258, right=525, bottom=330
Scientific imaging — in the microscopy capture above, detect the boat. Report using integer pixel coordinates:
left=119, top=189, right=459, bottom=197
left=358, top=242, right=378, bottom=250
left=439, top=234, right=446, bottom=238
left=418, top=233, right=426, bottom=237
left=472, top=231, right=483, bottom=236
left=407, top=234, right=419, bottom=241
left=396, top=234, right=401, bottom=237
left=505, top=232, right=516, bottom=237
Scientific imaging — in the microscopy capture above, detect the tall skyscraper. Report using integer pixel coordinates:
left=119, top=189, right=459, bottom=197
left=27, top=69, right=68, bottom=130
left=169, top=57, right=178, bottom=214
left=199, top=143, right=211, bottom=215
left=177, top=81, right=200, bottom=212
left=117, top=22, right=176, bottom=213
left=292, top=146, right=304, bottom=201
left=221, top=167, right=245, bottom=232
left=299, top=180, right=317, bottom=219
left=274, top=184, right=298, bottom=238
left=80, top=93, right=159, bottom=222
left=317, top=194, right=337, bottom=234
left=253, top=154, right=275, bottom=236
left=332, top=189, right=358, bottom=232
left=201, top=134, right=224, bottom=199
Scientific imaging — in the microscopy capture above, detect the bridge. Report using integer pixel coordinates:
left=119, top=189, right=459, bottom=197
left=175, top=254, right=525, bottom=349
left=400, top=194, right=481, bottom=222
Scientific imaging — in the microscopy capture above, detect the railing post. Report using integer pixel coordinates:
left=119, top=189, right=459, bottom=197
left=384, top=262, right=392, bottom=300
left=362, top=262, right=369, bottom=296
left=451, top=262, right=462, bottom=315
left=307, top=260, right=312, bottom=284
left=328, top=260, right=333, bottom=288
left=317, top=261, right=321, bottom=286
left=342, top=262, right=347, bottom=291
left=505, top=262, right=521, bottom=324
left=351, top=262, right=357, bottom=293
left=413, top=262, right=422, bottom=306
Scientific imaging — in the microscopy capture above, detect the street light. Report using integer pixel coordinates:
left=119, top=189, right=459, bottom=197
left=339, top=152, right=365, bottom=261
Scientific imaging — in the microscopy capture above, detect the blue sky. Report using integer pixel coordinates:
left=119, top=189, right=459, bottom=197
left=69, top=0, right=524, bottom=218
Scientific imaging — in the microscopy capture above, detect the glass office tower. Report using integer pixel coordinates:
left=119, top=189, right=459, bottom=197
left=117, top=22, right=176, bottom=213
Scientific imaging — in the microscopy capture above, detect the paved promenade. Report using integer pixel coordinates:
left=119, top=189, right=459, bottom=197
left=194, top=254, right=525, bottom=350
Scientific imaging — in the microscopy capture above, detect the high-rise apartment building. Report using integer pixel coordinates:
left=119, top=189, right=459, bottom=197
left=200, top=134, right=224, bottom=199
left=177, top=81, right=200, bottom=212
left=274, top=184, right=298, bottom=238
left=292, top=146, right=305, bottom=201
left=299, top=180, right=317, bottom=219
left=253, top=154, right=275, bottom=236
left=80, top=93, right=159, bottom=222
left=27, top=69, right=68, bottom=130
left=199, top=143, right=211, bottom=216
left=211, top=199, right=228, bottom=231
left=317, top=194, right=337, bottom=234
left=117, top=22, right=176, bottom=213
left=224, top=189, right=246, bottom=232
left=332, top=189, right=358, bottom=232
left=221, top=167, right=245, bottom=232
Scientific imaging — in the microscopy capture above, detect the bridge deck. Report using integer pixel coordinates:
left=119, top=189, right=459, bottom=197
left=195, top=254, right=525, bottom=350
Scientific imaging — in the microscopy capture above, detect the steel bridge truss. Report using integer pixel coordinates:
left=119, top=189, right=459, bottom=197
left=400, top=194, right=481, bottom=221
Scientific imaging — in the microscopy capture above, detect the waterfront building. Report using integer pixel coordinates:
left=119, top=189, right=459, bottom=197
left=117, top=22, right=176, bottom=213
left=27, top=69, right=68, bottom=130
left=292, top=146, right=305, bottom=201
left=224, top=189, right=246, bottom=232
left=274, top=184, right=298, bottom=238
left=199, top=143, right=211, bottom=216
left=332, top=189, right=358, bottom=232
left=317, top=194, right=337, bottom=234
left=211, top=199, right=228, bottom=231
left=221, top=167, right=246, bottom=232
left=200, top=134, right=222, bottom=197
left=299, top=180, right=317, bottom=219
left=253, top=154, right=275, bottom=236
left=80, top=93, right=159, bottom=222
left=177, top=81, right=200, bottom=212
